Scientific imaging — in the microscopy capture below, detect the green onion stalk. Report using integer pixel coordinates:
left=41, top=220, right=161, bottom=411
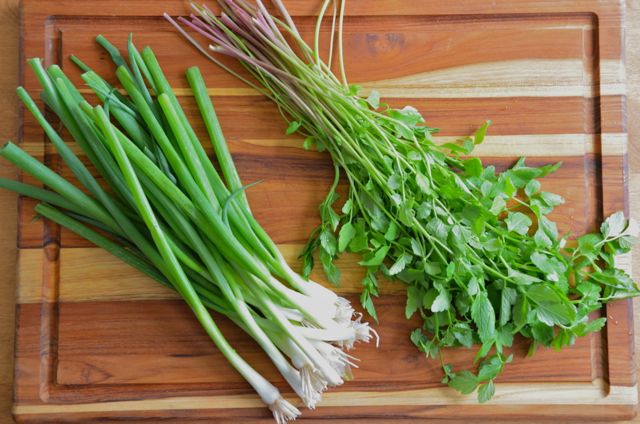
left=1, top=35, right=376, bottom=422
left=168, top=0, right=640, bottom=402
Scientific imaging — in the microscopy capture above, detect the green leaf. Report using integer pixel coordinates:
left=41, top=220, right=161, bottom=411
left=338, top=222, right=356, bottom=252
left=513, top=295, right=530, bottom=329
left=530, top=252, right=566, bottom=282
left=424, top=261, right=442, bottom=277
left=538, top=161, right=562, bottom=177
left=510, top=270, right=541, bottom=286
left=478, top=380, right=495, bottom=403
left=319, top=230, right=338, bottom=256
left=349, top=220, right=369, bottom=252
left=303, top=136, right=314, bottom=150
left=427, top=217, right=448, bottom=241
left=416, top=201, right=432, bottom=220
left=301, top=251, right=314, bottom=278
left=490, top=196, right=506, bottom=215
left=482, top=237, right=502, bottom=253
left=480, top=180, right=493, bottom=197
left=601, top=211, right=626, bottom=239
left=448, top=370, right=479, bottom=395
left=410, top=328, right=426, bottom=346
left=527, top=284, right=562, bottom=304
left=539, top=216, right=558, bottom=240
left=500, top=288, right=518, bottom=326
left=362, top=270, right=379, bottom=296
left=341, top=198, right=353, bottom=214
left=474, top=120, right=491, bottom=145
left=320, top=194, right=341, bottom=231
left=583, top=317, right=606, bottom=334
left=349, top=234, right=368, bottom=252
left=576, top=233, right=602, bottom=260
left=416, top=172, right=431, bottom=194
left=502, top=175, right=516, bottom=198
left=496, top=325, right=514, bottom=348
left=535, top=302, right=575, bottom=326
left=471, top=292, right=496, bottom=343
left=507, top=161, right=547, bottom=188
left=464, top=157, right=483, bottom=177
left=412, top=332, right=438, bottom=359
left=475, top=340, right=495, bottom=362
left=387, top=174, right=402, bottom=190
left=348, top=84, right=362, bottom=96
left=540, top=191, right=564, bottom=208
left=410, top=238, right=424, bottom=256
left=452, top=323, right=474, bottom=348
left=366, top=90, right=380, bottom=109
left=534, top=229, right=552, bottom=248
left=431, top=289, right=451, bottom=312
left=467, top=276, right=480, bottom=295
left=478, top=355, right=503, bottom=381
left=398, top=205, right=416, bottom=226
left=505, top=212, right=532, bottom=235
left=359, top=245, right=390, bottom=266
left=320, top=249, right=340, bottom=286
left=285, top=120, right=301, bottom=135
left=422, top=288, right=438, bottom=309
left=389, top=105, right=424, bottom=126
left=577, top=281, right=601, bottom=301
left=360, top=289, right=378, bottom=322
left=406, top=286, right=421, bottom=319
left=531, top=321, right=554, bottom=346
left=524, top=179, right=540, bottom=197
left=446, top=261, right=456, bottom=280
left=384, top=221, right=399, bottom=241
left=389, top=252, right=411, bottom=275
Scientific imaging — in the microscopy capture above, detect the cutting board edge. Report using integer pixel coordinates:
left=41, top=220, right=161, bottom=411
left=14, top=0, right=636, bottom=422
left=10, top=384, right=639, bottom=423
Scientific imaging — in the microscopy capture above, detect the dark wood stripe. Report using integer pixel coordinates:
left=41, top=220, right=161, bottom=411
left=14, top=298, right=598, bottom=404
left=20, top=96, right=626, bottom=146
left=17, top=154, right=605, bottom=248
left=54, top=15, right=593, bottom=91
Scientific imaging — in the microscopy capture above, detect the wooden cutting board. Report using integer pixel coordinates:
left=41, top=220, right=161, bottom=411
left=13, top=0, right=636, bottom=422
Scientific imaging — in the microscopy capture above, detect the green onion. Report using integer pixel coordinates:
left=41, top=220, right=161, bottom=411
left=1, top=35, right=377, bottom=422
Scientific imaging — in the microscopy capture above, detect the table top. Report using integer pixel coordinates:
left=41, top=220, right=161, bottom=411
left=1, top=1, right=640, bottom=422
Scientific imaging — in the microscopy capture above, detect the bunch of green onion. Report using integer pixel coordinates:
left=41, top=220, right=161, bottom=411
left=0, top=36, right=375, bottom=422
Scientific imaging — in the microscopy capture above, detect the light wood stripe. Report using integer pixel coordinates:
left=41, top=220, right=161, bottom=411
left=614, top=252, right=633, bottom=275
left=16, top=247, right=43, bottom=303
left=17, top=241, right=634, bottom=304
left=602, top=133, right=628, bottom=156
left=366, top=59, right=623, bottom=98
left=12, top=380, right=637, bottom=415
left=74, top=59, right=624, bottom=99
left=600, top=59, right=626, bottom=96
left=16, top=245, right=399, bottom=304
left=19, top=133, right=628, bottom=158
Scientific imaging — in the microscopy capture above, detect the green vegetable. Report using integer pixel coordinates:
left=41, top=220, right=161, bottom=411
left=170, top=0, right=640, bottom=402
left=2, top=36, right=377, bottom=422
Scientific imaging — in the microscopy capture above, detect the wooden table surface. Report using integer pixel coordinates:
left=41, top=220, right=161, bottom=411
left=1, top=1, right=639, bottom=422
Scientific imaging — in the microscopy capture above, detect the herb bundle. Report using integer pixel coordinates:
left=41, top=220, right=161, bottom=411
left=168, top=0, right=640, bottom=401
left=1, top=36, right=375, bottom=422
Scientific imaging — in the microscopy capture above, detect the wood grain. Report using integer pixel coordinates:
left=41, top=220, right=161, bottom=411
left=2, top=0, right=640, bottom=423
left=0, top=1, right=19, bottom=423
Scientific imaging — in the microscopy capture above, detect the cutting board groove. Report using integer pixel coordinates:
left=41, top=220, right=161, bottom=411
left=13, top=0, right=636, bottom=422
